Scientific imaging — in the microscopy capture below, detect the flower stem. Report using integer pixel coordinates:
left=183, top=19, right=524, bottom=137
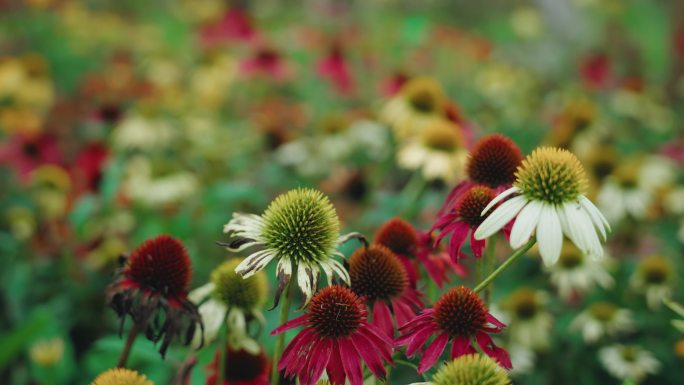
left=473, top=239, right=536, bottom=294
left=217, top=322, right=228, bottom=385
left=270, top=283, right=293, bottom=385
left=116, top=322, right=139, bottom=368
left=484, top=237, right=496, bottom=304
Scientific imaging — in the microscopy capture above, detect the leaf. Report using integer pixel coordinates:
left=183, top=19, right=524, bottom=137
left=0, top=310, right=51, bottom=371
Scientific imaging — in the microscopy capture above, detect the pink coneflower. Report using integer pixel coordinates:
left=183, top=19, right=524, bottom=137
left=432, top=185, right=496, bottom=261
left=241, top=46, right=287, bottom=80
left=206, top=346, right=269, bottom=385
left=579, top=53, right=612, bottom=90
left=271, top=286, right=393, bottom=385
left=316, top=43, right=354, bottom=95
left=0, top=133, right=61, bottom=183
left=200, top=7, right=255, bottom=47
left=349, top=244, right=423, bottom=337
left=396, top=286, right=511, bottom=373
left=107, top=235, right=203, bottom=357
left=374, top=218, right=464, bottom=289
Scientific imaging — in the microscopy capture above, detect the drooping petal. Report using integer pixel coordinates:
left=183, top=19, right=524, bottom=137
left=536, top=204, right=563, bottom=266
left=235, top=249, right=277, bottom=277
left=475, top=195, right=528, bottom=240
left=404, top=324, right=438, bottom=357
left=481, top=186, right=521, bottom=215
left=297, top=263, right=317, bottom=304
left=358, top=325, right=394, bottom=363
left=470, top=231, right=485, bottom=259
left=326, top=341, right=346, bottom=385
left=303, top=337, right=332, bottom=385
left=271, top=258, right=293, bottom=309
left=372, top=301, right=395, bottom=337
left=278, top=328, right=314, bottom=373
left=338, top=337, right=364, bottom=385
left=509, top=200, right=543, bottom=248
left=447, top=222, right=471, bottom=262
left=450, top=336, right=473, bottom=358
left=417, top=332, right=449, bottom=373
left=579, top=196, right=610, bottom=240
left=351, top=333, right=387, bottom=380
left=271, top=315, right=308, bottom=335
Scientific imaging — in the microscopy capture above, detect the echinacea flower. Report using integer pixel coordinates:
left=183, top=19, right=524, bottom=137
left=222, top=188, right=361, bottom=305
left=570, top=302, right=634, bottom=343
left=409, top=354, right=511, bottom=385
left=90, top=368, right=153, bottom=385
left=475, top=147, right=610, bottom=266
left=630, top=255, right=674, bottom=309
left=316, top=43, right=354, bottom=95
left=599, top=345, right=660, bottom=383
left=396, top=286, right=511, bottom=373
left=348, top=244, right=423, bottom=337
left=380, top=76, right=447, bottom=140
left=190, top=259, right=267, bottom=352
left=546, top=243, right=614, bottom=301
left=107, top=235, right=203, bottom=357
left=271, top=285, right=393, bottom=385
left=375, top=217, right=464, bottom=289
left=206, top=346, right=269, bottom=385
left=396, top=118, right=467, bottom=183
left=432, top=185, right=497, bottom=262
left=498, top=288, right=552, bottom=351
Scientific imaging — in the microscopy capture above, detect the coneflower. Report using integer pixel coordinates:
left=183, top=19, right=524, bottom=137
left=90, top=368, right=153, bottom=385
left=409, top=354, right=511, bottom=385
left=205, top=346, right=270, bottom=385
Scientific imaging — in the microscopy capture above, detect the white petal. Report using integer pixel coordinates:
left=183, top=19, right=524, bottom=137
left=297, top=263, right=316, bottom=302
left=327, top=258, right=350, bottom=284
left=235, top=250, right=277, bottom=278
left=579, top=196, right=611, bottom=239
left=474, top=195, right=528, bottom=240
left=536, top=205, right=563, bottom=266
left=561, top=203, right=587, bottom=253
left=193, top=299, right=227, bottom=348
left=481, top=186, right=521, bottom=215
left=188, top=282, right=215, bottom=304
left=509, top=201, right=543, bottom=248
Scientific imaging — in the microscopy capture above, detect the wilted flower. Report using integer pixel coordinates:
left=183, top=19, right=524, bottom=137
left=271, top=285, right=393, bottom=385
left=475, top=147, right=610, bottom=266
left=571, top=302, right=634, bottom=343
left=396, top=286, right=511, bottom=373
left=90, top=368, right=153, bottom=385
left=599, top=345, right=660, bottom=383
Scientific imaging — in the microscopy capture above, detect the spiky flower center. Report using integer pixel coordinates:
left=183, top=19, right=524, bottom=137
left=349, top=245, right=408, bottom=301
left=262, top=188, right=340, bottom=263
left=467, top=135, right=523, bottom=188
left=639, top=255, right=671, bottom=285
left=126, top=235, right=191, bottom=297
left=508, top=289, right=538, bottom=320
left=374, top=218, right=418, bottom=257
left=455, top=185, right=496, bottom=226
left=515, top=147, right=588, bottom=205
left=559, top=244, right=584, bottom=269
left=589, top=302, right=617, bottom=323
left=434, top=286, right=488, bottom=338
left=211, top=259, right=267, bottom=310
left=307, top=286, right=366, bottom=339
left=90, top=368, right=153, bottom=385
left=402, top=77, right=444, bottom=114
left=432, top=354, right=511, bottom=385
left=420, top=120, right=462, bottom=152
left=223, top=348, right=267, bottom=381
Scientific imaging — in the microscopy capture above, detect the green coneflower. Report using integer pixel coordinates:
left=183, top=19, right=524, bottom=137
left=410, top=354, right=511, bottom=385
left=189, top=258, right=268, bottom=352
left=222, top=188, right=362, bottom=305
left=90, top=368, right=153, bottom=385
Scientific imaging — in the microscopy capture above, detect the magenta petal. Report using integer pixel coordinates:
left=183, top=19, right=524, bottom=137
left=448, top=222, right=471, bottom=262
left=486, top=313, right=506, bottom=330
left=437, top=181, right=472, bottom=216
left=271, top=314, right=307, bottom=335
left=351, top=334, right=387, bottom=380
left=417, top=333, right=450, bottom=373
left=279, top=328, right=314, bottom=373
left=303, top=338, right=332, bottom=385
left=470, top=232, right=485, bottom=259
left=449, top=336, right=472, bottom=358
left=372, top=301, right=395, bottom=337
left=491, top=345, right=513, bottom=369
left=326, top=341, right=346, bottom=385
left=359, top=326, right=393, bottom=363
left=338, top=338, right=364, bottom=385
left=404, top=324, right=438, bottom=357
left=418, top=252, right=447, bottom=288
left=392, top=299, right=414, bottom=328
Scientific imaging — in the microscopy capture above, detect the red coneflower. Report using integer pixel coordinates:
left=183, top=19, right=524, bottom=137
left=316, top=42, right=354, bottom=95
left=375, top=217, right=464, bottom=289
left=432, top=185, right=496, bottom=261
left=349, top=244, right=423, bottom=337
left=107, top=235, right=203, bottom=358
left=271, top=286, right=393, bottom=385
left=206, top=346, right=270, bottom=385
left=396, top=286, right=511, bottom=373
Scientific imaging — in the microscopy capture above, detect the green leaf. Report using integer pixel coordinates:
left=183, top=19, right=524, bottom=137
left=0, top=310, right=51, bottom=371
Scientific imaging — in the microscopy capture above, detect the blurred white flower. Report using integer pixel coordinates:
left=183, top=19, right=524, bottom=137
left=123, top=156, right=198, bottom=207
left=546, top=244, right=614, bottom=301
left=599, top=344, right=660, bottom=383
left=630, top=255, right=674, bottom=309
left=571, top=302, right=634, bottom=343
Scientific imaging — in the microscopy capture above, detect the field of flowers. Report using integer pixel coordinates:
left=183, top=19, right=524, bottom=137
left=1, top=1, right=684, bottom=384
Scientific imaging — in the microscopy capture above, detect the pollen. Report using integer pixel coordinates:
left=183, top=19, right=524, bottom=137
left=515, top=147, right=588, bottom=205
left=211, top=259, right=267, bottom=310
left=349, top=244, right=408, bottom=301
left=90, top=368, right=153, bottom=385
left=420, top=119, right=463, bottom=153
left=307, top=286, right=366, bottom=339
left=434, top=286, right=488, bottom=338
left=432, top=354, right=511, bottom=385
left=262, top=188, right=340, bottom=264
left=466, top=134, right=523, bottom=188
left=401, top=77, right=446, bottom=114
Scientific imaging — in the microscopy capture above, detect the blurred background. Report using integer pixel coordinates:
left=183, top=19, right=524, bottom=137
left=1, top=0, right=683, bottom=384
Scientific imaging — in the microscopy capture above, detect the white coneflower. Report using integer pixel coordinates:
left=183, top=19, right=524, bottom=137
left=222, top=188, right=361, bottom=305
left=396, top=118, right=467, bottom=183
left=499, top=288, right=552, bottom=351
left=599, top=344, right=660, bottom=383
left=631, top=255, right=673, bottom=309
left=189, top=259, right=267, bottom=353
left=570, top=302, right=634, bottom=343
left=474, top=147, right=610, bottom=266
left=546, top=243, right=614, bottom=301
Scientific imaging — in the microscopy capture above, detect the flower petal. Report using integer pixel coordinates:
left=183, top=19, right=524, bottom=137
left=481, top=186, right=521, bottom=215
left=536, top=204, right=563, bottom=266
left=417, top=332, right=449, bottom=373
left=509, top=200, right=543, bottom=249
left=474, top=195, right=528, bottom=240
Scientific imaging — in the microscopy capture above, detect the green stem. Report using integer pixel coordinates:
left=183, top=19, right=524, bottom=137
left=116, top=322, right=139, bottom=368
left=484, top=237, right=496, bottom=305
left=270, top=284, right=293, bottom=385
left=473, top=239, right=536, bottom=294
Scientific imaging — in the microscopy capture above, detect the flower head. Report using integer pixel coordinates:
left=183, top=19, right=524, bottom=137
left=499, top=288, right=552, bottom=350
left=349, top=244, right=424, bottom=336
left=206, top=346, right=269, bottom=385
left=380, top=77, right=448, bottom=140
left=107, top=235, right=202, bottom=357
left=466, top=135, right=523, bottom=189
left=90, top=368, right=153, bottom=385
left=397, top=286, right=511, bottom=373
left=475, top=147, right=610, bottom=266
left=271, top=286, right=393, bottom=385
left=431, top=354, right=511, bottom=385
left=223, top=188, right=357, bottom=305
left=599, top=345, right=660, bottom=383
left=571, top=302, right=634, bottom=343
left=631, top=255, right=673, bottom=309
left=546, top=243, right=614, bottom=301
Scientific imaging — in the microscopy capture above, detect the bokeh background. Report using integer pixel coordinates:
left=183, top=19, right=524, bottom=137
left=1, top=0, right=684, bottom=384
